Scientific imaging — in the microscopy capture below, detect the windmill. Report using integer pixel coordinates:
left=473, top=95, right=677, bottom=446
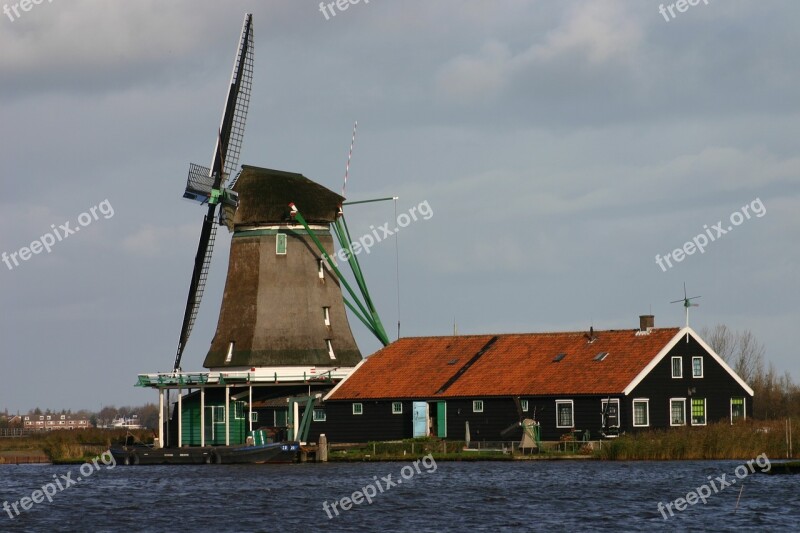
left=173, top=13, right=254, bottom=373
left=499, top=398, right=541, bottom=452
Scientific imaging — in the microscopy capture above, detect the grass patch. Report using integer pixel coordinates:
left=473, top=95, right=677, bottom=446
left=595, top=420, right=792, bottom=460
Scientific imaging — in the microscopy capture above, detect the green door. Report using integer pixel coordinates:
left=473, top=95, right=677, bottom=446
left=436, top=402, right=447, bottom=438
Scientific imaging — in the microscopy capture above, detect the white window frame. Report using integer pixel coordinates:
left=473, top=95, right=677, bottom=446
left=692, top=356, right=703, bottom=378
left=352, top=403, right=363, bottom=415
left=520, top=399, right=529, bottom=412
left=276, top=233, right=287, bottom=255
left=250, top=412, right=258, bottom=423
left=225, top=341, right=235, bottom=363
left=670, top=398, right=686, bottom=426
left=601, top=398, right=620, bottom=428
left=318, top=259, right=325, bottom=279
left=323, top=307, right=331, bottom=327
left=327, top=339, right=336, bottom=360
left=313, top=409, right=327, bottom=422
left=691, top=397, right=706, bottom=426
left=472, top=400, right=484, bottom=413
left=555, top=400, right=574, bottom=429
left=632, top=399, right=650, bottom=427
left=730, top=397, right=746, bottom=423
left=671, top=356, right=683, bottom=378
left=234, top=401, right=245, bottom=420
left=392, top=402, right=403, bottom=414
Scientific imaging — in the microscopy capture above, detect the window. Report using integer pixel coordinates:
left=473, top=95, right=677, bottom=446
left=671, top=356, right=683, bottom=378
left=670, top=398, right=686, bottom=426
left=323, top=307, right=331, bottom=327
left=234, top=402, right=245, bottom=420
left=352, top=403, right=363, bottom=415
left=60, top=415, right=65, bottom=420
left=212, top=406, right=225, bottom=423
left=225, top=341, right=235, bottom=363
left=521, top=399, right=529, bottom=412
left=473, top=400, right=484, bottom=413
left=692, top=357, right=703, bottom=378
left=691, top=398, right=706, bottom=425
left=392, top=402, right=403, bottom=414
left=633, top=399, right=650, bottom=427
left=556, top=400, right=574, bottom=428
left=326, top=339, right=336, bottom=360
left=313, top=409, right=327, bottom=422
left=276, top=233, right=287, bottom=255
left=601, top=399, right=620, bottom=428
left=593, top=352, right=609, bottom=362
left=730, top=397, right=745, bottom=423
left=250, top=412, right=258, bottom=423
left=318, top=259, right=325, bottom=279
left=553, top=353, right=566, bottom=362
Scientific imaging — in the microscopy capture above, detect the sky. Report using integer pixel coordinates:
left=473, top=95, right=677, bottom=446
left=1, top=0, right=798, bottom=413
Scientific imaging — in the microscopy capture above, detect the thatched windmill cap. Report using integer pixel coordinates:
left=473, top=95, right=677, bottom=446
left=232, top=165, right=343, bottom=226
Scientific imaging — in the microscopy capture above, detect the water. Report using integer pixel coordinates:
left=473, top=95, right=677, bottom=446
left=1, top=460, right=799, bottom=532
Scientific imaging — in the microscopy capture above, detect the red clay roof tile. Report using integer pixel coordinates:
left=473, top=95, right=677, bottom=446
left=328, top=328, right=681, bottom=400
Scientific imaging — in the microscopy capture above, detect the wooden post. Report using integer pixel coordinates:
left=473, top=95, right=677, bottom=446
left=248, top=385, right=253, bottom=433
left=200, top=386, right=205, bottom=447
left=157, top=388, right=164, bottom=449
left=177, top=388, right=183, bottom=448
left=225, top=386, right=230, bottom=446
left=319, top=434, right=328, bottom=462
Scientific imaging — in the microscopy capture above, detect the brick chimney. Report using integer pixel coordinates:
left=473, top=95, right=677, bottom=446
left=639, top=315, right=655, bottom=332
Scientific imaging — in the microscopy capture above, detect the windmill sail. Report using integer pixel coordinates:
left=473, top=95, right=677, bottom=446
left=174, top=13, right=254, bottom=372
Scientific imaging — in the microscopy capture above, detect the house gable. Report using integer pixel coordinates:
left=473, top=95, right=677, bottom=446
left=622, top=327, right=754, bottom=396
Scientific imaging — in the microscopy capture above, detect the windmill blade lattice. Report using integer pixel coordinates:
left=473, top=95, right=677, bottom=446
left=174, top=13, right=254, bottom=372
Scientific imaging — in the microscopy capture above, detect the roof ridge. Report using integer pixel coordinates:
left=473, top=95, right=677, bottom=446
left=396, top=327, right=680, bottom=341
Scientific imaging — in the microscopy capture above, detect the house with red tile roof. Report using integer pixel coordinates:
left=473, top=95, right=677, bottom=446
left=306, top=316, right=753, bottom=443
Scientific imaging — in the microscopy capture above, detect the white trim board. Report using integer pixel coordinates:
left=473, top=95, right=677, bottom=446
left=323, top=357, right=368, bottom=401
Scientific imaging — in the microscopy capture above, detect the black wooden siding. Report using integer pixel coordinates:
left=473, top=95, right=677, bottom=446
left=628, top=336, right=753, bottom=428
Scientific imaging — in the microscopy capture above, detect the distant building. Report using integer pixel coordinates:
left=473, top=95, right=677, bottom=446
left=315, top=317, right=754, bottom=443
left=23, top=413, right=90, bottom=431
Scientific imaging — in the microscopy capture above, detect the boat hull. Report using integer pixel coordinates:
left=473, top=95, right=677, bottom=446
left=110, top=442, right=300, bottom=465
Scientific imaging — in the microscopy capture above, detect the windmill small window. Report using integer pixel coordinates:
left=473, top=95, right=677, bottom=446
left=276, top=233, right=287, bottom=255
left=323, top=307, right=331, bottom=327
left=318, top=259, right=325, bottom=279
left=326, top=339, right=336, bottom=360
left=520, top=399, right=529, bottom=412
left=225, top=341, right=235, bottom=363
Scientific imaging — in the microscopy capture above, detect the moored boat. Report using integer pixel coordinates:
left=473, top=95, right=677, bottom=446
left=110, top=441, right=299, bottom=465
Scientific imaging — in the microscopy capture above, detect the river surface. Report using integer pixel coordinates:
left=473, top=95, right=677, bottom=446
left=1, top=459, right=799, bottom=532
